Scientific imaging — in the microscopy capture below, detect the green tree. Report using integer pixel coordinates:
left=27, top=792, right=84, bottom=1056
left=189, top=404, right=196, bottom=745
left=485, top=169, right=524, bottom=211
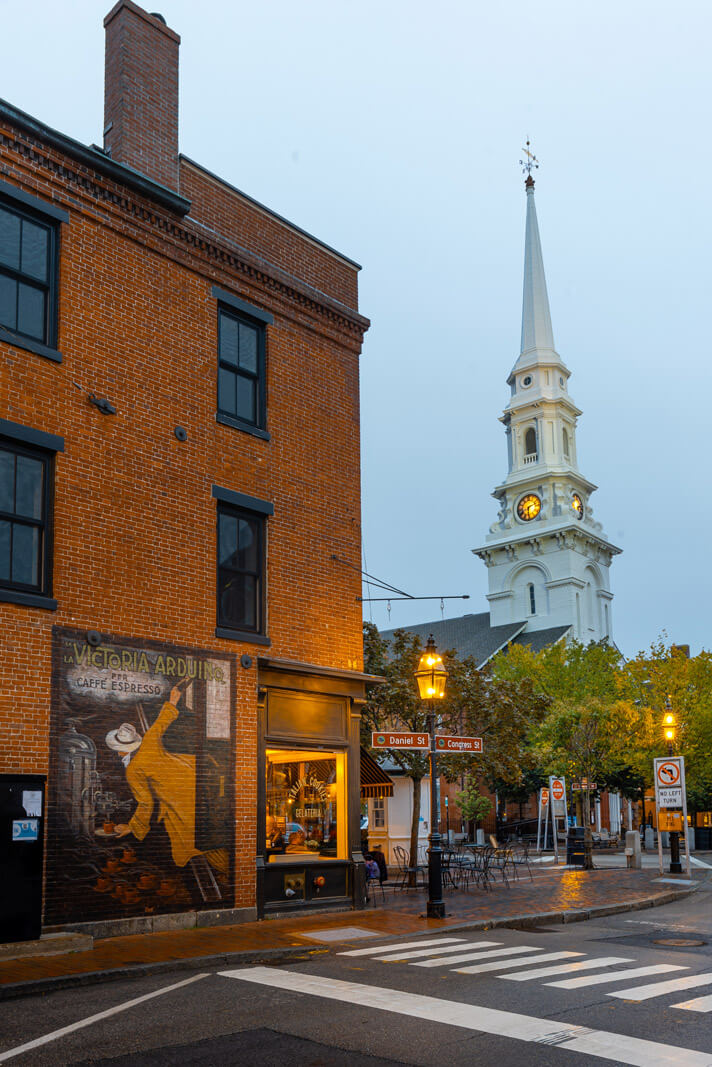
left=362, top=622, right=455, bottom=874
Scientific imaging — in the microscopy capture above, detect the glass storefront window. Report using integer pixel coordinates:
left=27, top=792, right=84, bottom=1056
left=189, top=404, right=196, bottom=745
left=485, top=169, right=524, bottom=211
left=265, top=748, right=346, bottom=862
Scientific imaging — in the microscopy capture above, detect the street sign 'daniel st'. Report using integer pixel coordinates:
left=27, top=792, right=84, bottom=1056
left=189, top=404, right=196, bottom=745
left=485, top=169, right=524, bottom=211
left=371, top=732, right=430, bottom=751
left=435, top=735, right=483, bottom=753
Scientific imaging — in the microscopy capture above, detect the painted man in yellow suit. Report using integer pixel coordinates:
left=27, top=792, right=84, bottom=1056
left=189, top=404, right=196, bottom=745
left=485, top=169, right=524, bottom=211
left=106, top=686, right=228, bottom=875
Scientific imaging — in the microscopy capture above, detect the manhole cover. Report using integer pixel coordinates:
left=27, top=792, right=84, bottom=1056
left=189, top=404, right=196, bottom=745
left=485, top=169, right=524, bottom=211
left=653, top=938, right=707, bottom=947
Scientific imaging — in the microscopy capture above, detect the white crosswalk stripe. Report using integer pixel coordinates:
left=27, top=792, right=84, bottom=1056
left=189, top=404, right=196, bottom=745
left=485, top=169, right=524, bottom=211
left=413, top=945, right=544, bottom=968
left=338, top=935, right=712, bottom=1012
left=339, top=937, right=466, bottom=957
left=377, top=940, right=502, bottom=962
left=456, top=951, right=583, bottom=975
left=502, top=956, right=633, bottom=982
left=220, top=967, right=712, bottom=1066
left=546, top=965, right=687, bottom=990
left=671, top=992, right=712, bottom=1012
left=608, top=972, right=712, bottom=1002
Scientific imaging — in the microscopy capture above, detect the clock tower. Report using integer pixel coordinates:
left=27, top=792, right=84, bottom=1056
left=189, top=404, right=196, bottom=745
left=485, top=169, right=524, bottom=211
left=473, top=164, right=620, bottom=644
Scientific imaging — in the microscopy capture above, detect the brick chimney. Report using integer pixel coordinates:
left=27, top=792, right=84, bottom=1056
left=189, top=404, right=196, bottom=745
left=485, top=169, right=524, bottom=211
left=103, top=1, right=180, bottom=190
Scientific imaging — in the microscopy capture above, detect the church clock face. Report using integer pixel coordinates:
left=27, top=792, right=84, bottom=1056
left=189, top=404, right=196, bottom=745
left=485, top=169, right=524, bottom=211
left=572, top=493, right=584, bottom=519
left=517, top=494, right=541, bottom=521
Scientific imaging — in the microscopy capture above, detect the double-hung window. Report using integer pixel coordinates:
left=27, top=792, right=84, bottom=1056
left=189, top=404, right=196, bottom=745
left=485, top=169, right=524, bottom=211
left=213, top=286, right=272, bottom=439
left=0, top=196, right=59, bottom=354
left=213, top=486, right=273, bottom=643
left=0, top=439, right=53, bottom=600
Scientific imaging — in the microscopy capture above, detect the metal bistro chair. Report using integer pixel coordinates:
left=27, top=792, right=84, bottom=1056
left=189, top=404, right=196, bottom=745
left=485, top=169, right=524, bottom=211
left=465, top=844, right=493, bottom=891
left=365, top=862, right=386, bottom=905
left=507, top=841, right=534, bottom=882
left=392, top=845, right=423, bottom=891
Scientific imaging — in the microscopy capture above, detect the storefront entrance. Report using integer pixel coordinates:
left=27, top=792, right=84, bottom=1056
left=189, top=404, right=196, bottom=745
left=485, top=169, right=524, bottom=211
left=256, top=658, right=373, bottom=915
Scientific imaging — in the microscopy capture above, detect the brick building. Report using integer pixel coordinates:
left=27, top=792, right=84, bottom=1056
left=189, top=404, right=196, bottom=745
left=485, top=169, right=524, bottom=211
left=0, top=0, right=375, bottom=938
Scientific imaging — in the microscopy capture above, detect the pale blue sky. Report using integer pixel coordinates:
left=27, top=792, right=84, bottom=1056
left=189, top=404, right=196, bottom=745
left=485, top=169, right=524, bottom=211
left=3, top=0, right=710, bottom=657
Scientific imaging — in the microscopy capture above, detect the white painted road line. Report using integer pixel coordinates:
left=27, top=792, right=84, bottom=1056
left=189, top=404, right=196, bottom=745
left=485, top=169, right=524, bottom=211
left=609, top=972, right=712, bottom=1002
left=503, top=957, right=633, bottom=981
left=377, top=940, right=501, bottom=962
left=413, top=945, right=544, bottom=968
left=456, top=951, right=583, bottom=975
left=671, top=993, right=712, bottom=1012
left=690, top=856, right=712, bottom=869
left=339, top=937, right=466, bottom=957
left=220, top=966, right=712, bottom=1066
left=0, top=973, right=209, bottom=1064
left=547, top=965, right=687, bottom=990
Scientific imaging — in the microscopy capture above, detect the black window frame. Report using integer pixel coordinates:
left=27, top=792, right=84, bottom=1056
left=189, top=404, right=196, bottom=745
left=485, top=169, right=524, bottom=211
left=0, top=192, right=61, bottom=359
left=213, top=286, right=272, bottom=442
left=0, top=437, right=55, bottom=605
left=214, top=485, right=273, bottom=645
left=217, top=306, right=266, bottom=434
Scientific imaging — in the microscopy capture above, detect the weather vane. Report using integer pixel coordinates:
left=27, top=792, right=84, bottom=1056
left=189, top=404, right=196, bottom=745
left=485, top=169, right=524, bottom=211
left=519, top=139, right=539, bottom=177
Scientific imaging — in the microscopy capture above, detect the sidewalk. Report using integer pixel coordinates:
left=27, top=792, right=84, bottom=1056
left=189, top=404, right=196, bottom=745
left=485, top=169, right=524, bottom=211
left=0, top=864, right=700, bottom=1000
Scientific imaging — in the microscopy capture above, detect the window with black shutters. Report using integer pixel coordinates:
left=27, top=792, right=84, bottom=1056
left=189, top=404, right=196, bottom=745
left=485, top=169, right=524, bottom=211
left=0, top=201, right=57, bottom=348
left=217, top=503, right=263, bottom=634
left=217, top=307, right=265, bottom=430
left=0, top=441, right=52, bottom=596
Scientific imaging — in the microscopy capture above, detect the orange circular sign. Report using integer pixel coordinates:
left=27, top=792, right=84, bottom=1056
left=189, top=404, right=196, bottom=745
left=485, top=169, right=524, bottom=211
left=551, top=779, right=565, bottom=801
left=657, top=761, right=680, bottom=786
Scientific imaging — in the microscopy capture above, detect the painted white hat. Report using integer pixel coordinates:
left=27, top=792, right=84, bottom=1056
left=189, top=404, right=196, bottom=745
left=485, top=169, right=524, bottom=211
left=105, top=722, right=142, bottom=753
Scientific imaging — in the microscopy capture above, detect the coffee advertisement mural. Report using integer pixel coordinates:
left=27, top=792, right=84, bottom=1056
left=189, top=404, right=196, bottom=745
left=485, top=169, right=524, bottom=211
left=47, top=628, right=234, bottom=925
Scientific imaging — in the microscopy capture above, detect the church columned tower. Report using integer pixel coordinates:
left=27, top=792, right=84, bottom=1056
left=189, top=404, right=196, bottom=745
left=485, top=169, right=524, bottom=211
left=474, top=161, right=620, bottom=644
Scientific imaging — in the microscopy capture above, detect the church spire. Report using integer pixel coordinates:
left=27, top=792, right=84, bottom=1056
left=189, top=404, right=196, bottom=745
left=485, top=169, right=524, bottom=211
left=520, top=175, right=555, bottom=357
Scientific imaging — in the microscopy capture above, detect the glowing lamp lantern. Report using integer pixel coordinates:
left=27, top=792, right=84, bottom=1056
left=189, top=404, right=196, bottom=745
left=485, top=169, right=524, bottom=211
left=663, top=699, right=677, bottom=747
left=415, top=636, right=448, bottom=701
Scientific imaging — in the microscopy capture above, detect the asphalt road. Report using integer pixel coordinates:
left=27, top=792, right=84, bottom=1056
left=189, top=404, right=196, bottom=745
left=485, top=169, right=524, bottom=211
left=1, top=883, right=711, bottom=1067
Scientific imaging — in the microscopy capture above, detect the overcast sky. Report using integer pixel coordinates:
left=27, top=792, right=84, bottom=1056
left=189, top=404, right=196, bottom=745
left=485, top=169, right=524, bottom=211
left=3, top=0, right=710, bottom=658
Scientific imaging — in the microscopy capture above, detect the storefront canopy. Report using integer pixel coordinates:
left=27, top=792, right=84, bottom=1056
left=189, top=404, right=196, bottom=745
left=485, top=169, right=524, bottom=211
left=360, top=747, right=394, bottom=799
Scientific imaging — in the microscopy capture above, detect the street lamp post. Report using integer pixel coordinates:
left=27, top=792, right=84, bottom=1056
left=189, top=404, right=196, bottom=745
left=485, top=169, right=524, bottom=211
left=414, top=635, right=447, bottom=919
left=663, top=699, right=682, bottom=875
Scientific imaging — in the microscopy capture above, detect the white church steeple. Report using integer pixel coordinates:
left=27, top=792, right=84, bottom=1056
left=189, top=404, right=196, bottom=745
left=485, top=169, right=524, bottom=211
left=474, top=156, right=620, bottom=644
left=519, top=174, right=556, bottom=360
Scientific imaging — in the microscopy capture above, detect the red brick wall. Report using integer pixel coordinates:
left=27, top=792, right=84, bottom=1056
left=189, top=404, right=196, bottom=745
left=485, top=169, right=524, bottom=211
left=0, top=111, right=367, bottom=917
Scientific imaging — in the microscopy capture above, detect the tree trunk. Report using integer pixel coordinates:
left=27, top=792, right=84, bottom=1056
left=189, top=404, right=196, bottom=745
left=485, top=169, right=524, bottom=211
left=409, top=776, right=422, bottom=888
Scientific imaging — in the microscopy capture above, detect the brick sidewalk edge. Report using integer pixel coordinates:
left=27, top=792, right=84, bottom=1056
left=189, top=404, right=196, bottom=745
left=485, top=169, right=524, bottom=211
left=0, top=886, right=694, bottom=1002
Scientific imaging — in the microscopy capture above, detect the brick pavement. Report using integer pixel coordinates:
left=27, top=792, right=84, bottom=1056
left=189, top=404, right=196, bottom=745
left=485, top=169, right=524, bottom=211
left=0, top=865, right=697, bottom=997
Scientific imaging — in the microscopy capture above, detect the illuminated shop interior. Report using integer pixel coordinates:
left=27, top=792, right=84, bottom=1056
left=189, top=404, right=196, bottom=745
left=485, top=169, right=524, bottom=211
left=265, top=748, right=347, bottom=863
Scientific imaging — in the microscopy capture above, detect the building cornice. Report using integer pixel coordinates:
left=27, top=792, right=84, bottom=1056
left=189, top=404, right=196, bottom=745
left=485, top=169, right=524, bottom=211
left=0, top=102, right=370, bottom=342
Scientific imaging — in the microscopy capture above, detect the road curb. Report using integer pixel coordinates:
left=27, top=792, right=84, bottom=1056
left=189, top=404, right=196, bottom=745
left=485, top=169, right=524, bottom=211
left=0, top=945, right=328, bottom=1002
left=0, top=884, right=695, bottom=1001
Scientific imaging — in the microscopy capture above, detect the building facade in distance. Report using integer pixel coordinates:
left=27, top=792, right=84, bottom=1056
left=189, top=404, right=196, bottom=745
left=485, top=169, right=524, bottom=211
left=0, top=0, right=376, bottom=938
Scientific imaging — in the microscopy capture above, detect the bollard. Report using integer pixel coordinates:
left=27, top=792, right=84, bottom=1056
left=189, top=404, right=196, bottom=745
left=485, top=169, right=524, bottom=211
left=625, top=830, right=642, bottom=869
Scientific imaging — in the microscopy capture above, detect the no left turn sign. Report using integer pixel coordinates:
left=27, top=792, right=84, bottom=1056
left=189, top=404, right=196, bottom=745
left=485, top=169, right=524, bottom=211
left=656, top=761, right=680, bottom=787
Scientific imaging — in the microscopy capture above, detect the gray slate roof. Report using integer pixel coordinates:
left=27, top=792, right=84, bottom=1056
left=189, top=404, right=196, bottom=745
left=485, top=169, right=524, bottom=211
left=379, top=612, right=571, bottom=668
left=510, top=625, right=571, bottom=654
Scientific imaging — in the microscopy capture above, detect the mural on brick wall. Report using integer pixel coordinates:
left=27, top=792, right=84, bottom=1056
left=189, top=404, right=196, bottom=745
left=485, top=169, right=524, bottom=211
left=47, top=628, right=234, bottom=925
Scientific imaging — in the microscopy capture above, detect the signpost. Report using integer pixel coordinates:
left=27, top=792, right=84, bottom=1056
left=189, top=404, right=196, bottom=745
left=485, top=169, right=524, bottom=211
left=548, top=776, right=567, bottom=863
left=653, top=756, right=690, bottom=877
left=536, top=787, right=550, bottom=852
